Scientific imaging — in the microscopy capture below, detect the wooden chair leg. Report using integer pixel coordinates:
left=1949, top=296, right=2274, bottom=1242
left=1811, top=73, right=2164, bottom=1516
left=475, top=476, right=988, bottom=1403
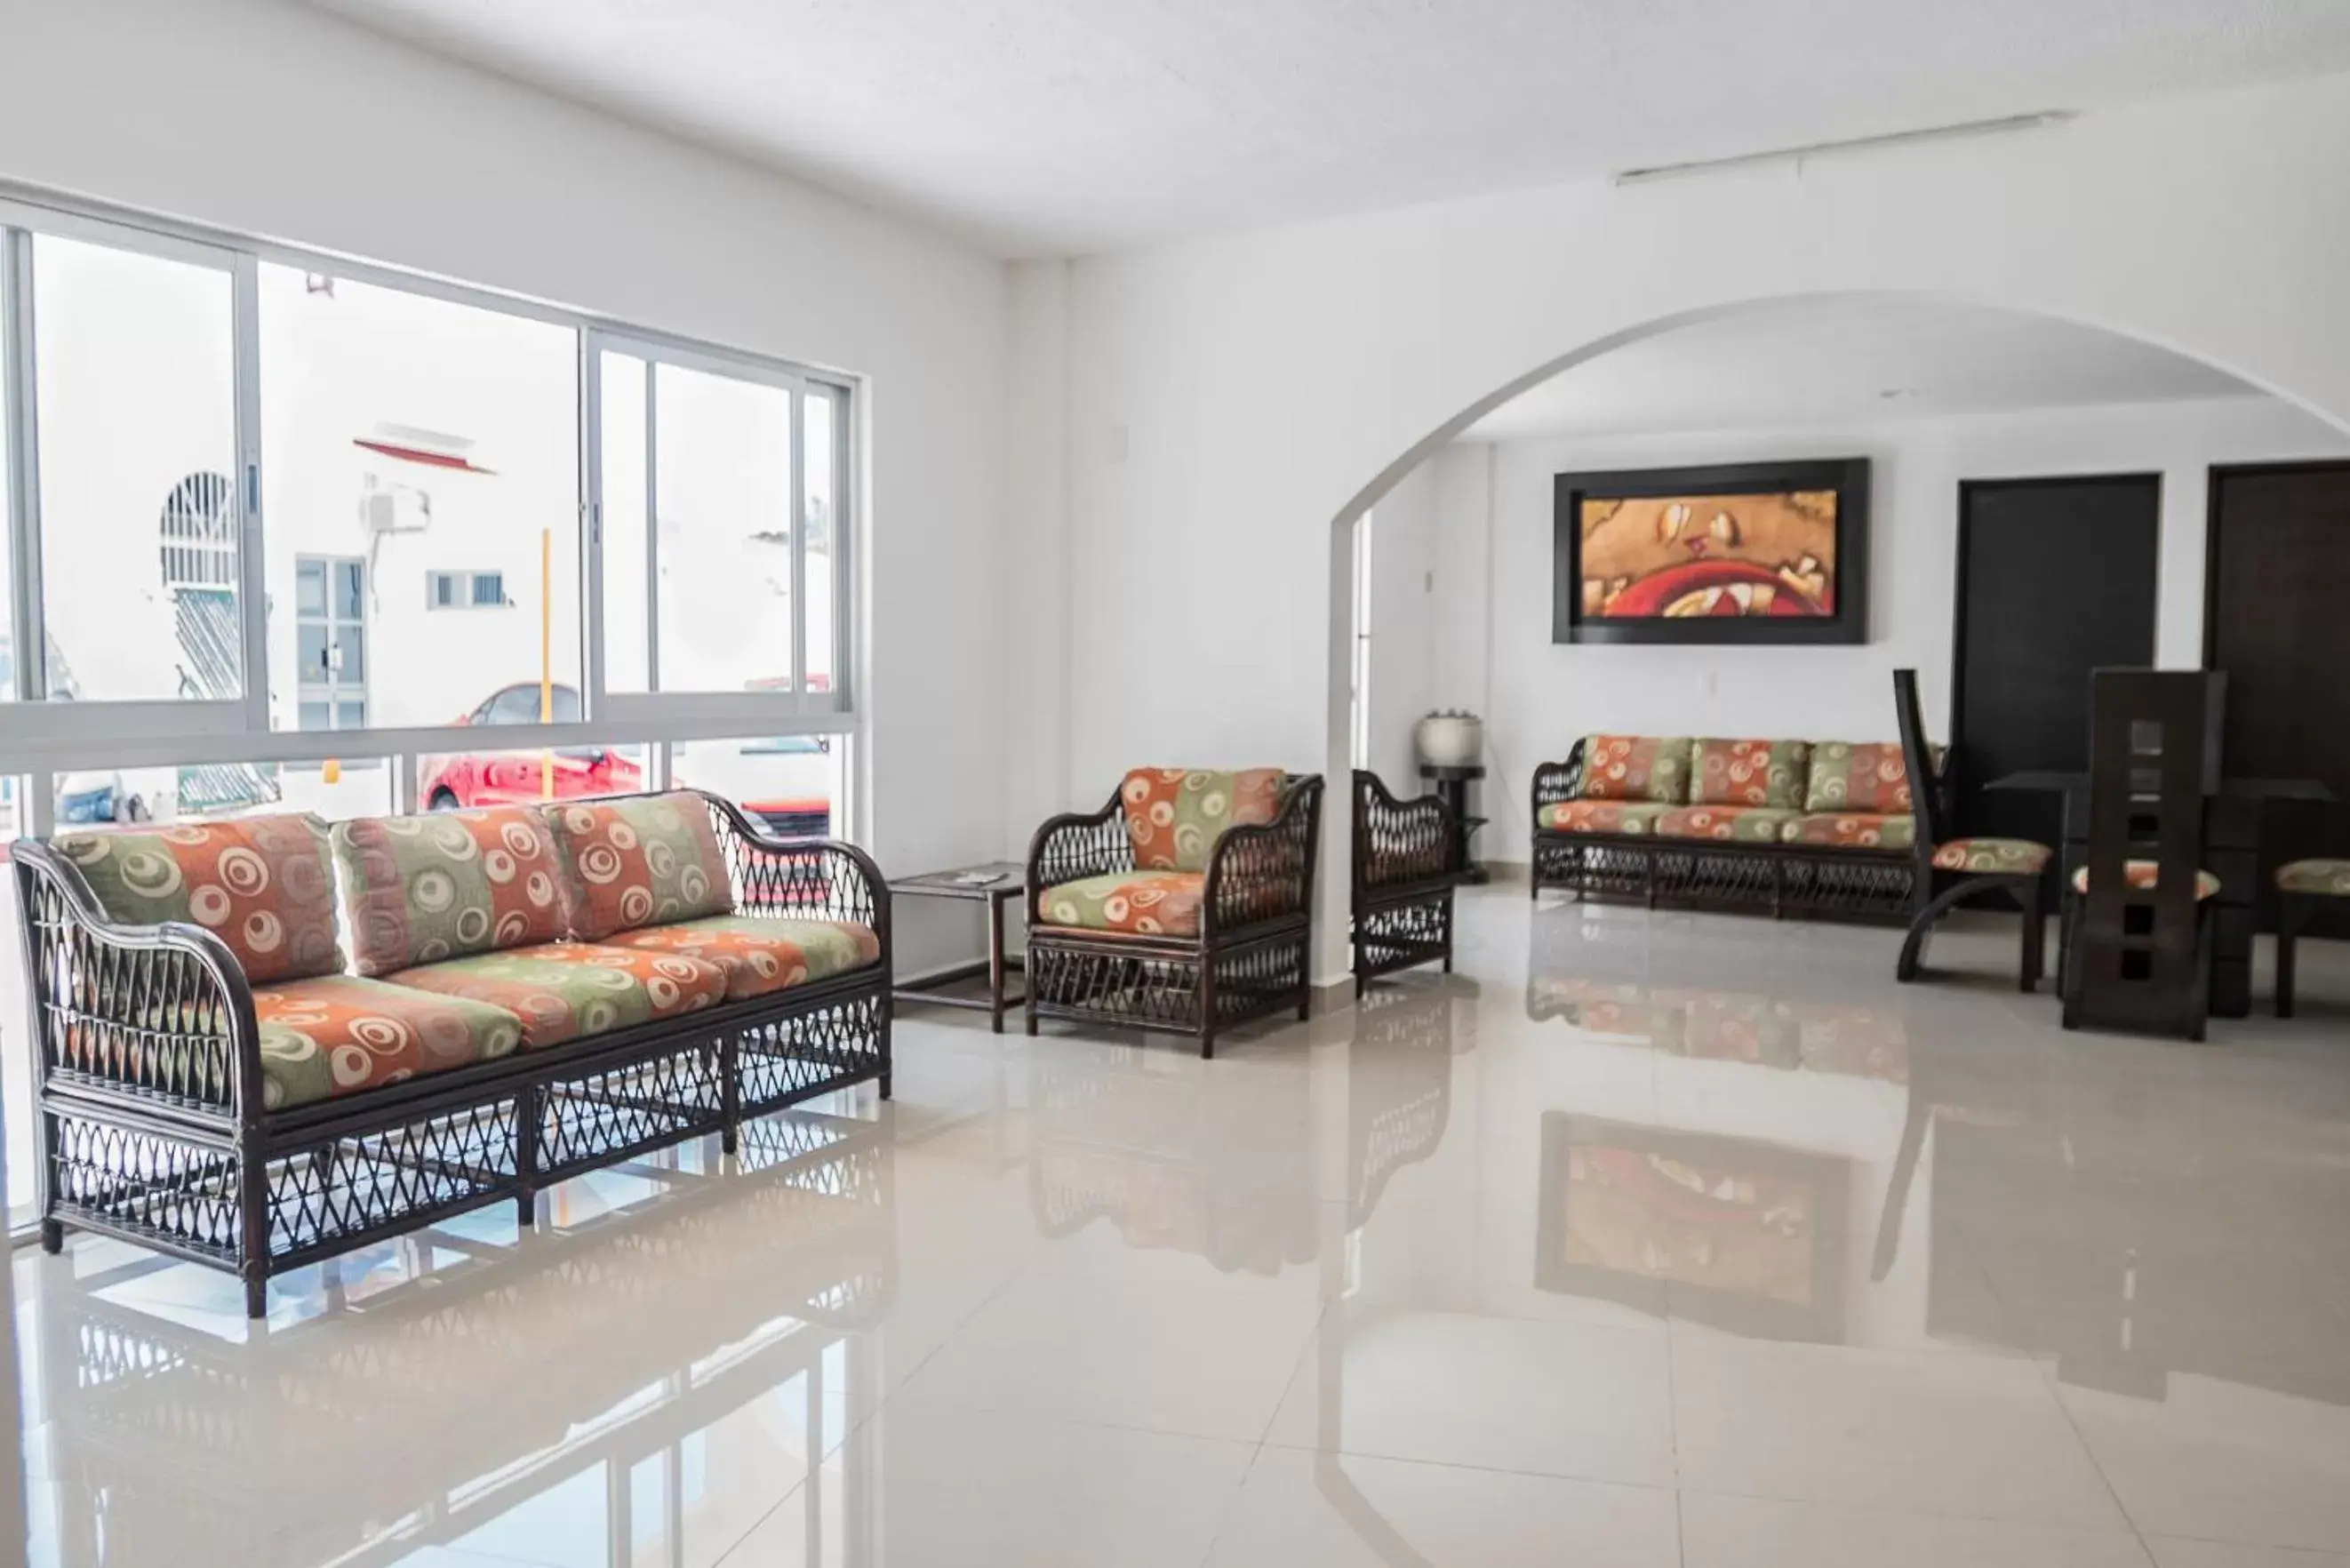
left=2060, top=893, right=2082, bottom=1028
left=2016, top=877, right=2045, bottom=992
left=2276, top=893, right=2302, bottom=1019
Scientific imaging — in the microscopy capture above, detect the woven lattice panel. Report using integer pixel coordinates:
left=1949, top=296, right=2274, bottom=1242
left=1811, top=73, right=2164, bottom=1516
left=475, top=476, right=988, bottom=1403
left=50, top=1116, right=242, bottom=1261
left=737, top=991, right=887, bottom=1116
left=1357, top=896, right=1450, bottom=973
left=1029, top=943, right=1203, bottom=1028
left=539, top=1045, right=725, bottom=1179
left=1210, top=933, right=1307, bottom=1023
left=270, top=1099, right=521, bottom=1258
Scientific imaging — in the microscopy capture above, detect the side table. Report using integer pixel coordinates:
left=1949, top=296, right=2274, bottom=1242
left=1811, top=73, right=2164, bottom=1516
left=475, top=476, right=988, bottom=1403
left=889, top=862, right=1027, bottom=1033
left=1418, top=763, right=1490, bottom=884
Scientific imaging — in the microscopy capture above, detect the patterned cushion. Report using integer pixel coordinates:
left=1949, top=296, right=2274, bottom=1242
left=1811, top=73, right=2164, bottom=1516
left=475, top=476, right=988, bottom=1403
left=52, top=814, right=343, bottom=985
left=1786, top=812, right=1917, bottom=852
left=252, top=975, right=524, bottom=1112
left=1655, top=805, right=1798, bottom=844
left=541, top=792, right=734, bottom=940
left=1576, top=736, right=1694, bottom=804
left=1120, top=769, right=1284, bottom=873
left=1036, top=871, right=1204, bottom=937
left=2277, top=859, right=2350, bottom=896
left=332, top=807, right=570, bottom=977
left=2070, top=861, right=2221, bottom=900
left=1803, top=742, right=1914, bottom=815
left=1537, top=799, right=1667, bottom=835
left=601, top=915, right=883, bottom=1001
left=1691, top=739, right=1810, bottom=809
left=1931, top=837, right=2052, bottom=876
left=385, top=941, right=730, bottom=1050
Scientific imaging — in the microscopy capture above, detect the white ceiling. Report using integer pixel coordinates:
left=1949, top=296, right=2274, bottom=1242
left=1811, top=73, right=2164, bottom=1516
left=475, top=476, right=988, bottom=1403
left=311, top=0, right=2350, bottom=256
left=1456, top=297, right=2257, bottom=442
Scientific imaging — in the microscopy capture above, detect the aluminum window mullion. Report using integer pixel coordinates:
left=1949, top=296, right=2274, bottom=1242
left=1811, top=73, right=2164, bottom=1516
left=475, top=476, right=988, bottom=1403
left=789, top=385, right=808, bottom=717
left=580, top=330, right=605, bottom=719
left=833, top=384, right=855, bottom=715
left=232, top=252, right=268, bottom=730
left=6, top=228, right=46, bottom=704
left=643, top=359, right=660, bottom=692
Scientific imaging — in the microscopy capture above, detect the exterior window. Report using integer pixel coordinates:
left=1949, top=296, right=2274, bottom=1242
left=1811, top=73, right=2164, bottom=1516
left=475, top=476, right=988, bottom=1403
left=295, top=555, right=367, bottom=732
left=426, top=569, right=510, bottom=610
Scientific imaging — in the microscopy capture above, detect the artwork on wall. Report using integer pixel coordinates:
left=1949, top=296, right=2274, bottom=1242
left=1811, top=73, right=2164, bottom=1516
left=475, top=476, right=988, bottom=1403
left=1553, top=458, right=1870, bottom=644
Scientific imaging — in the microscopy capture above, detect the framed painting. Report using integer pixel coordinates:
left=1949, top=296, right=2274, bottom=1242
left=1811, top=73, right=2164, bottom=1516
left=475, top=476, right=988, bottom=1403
left=1554, top=458, right=1870, bottom=644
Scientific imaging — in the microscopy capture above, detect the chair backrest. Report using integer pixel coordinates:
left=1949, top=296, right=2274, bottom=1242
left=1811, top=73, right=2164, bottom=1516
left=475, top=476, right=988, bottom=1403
left=1120, top=768, right=1285, bottom=873
left=2074, top=668, right=2226, bottom=1034
left=1890, top=668, right=1947, bottom=855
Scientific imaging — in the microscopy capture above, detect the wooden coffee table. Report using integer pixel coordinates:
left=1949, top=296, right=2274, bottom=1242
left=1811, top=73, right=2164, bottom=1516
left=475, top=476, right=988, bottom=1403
left=889, top=861, right=1027, bottom=1033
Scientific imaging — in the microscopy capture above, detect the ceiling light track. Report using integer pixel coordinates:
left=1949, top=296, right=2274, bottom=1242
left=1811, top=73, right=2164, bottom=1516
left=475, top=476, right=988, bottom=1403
left=1613, top=110, right=2074, bottom=187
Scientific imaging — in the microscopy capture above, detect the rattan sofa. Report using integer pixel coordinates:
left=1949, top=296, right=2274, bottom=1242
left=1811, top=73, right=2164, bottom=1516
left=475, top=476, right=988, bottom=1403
left=1025, top=768, right=1323, bottom=1058
left=1352, top=770, right=1459, bottom=992
left=1531, top=734, right=1945, bottom=922
left=12, top=788, right=891, bottom=1316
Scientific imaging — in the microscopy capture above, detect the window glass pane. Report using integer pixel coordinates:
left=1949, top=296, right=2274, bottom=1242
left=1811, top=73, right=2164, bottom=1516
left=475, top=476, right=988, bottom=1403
left=654, top=363, right=791, bottom=694
left=32, top=233, right=240, bottom=703
left=0, top=290, right=14, bottom=703
left=600, top=352, right=650, bottom=692
left=804, top=390, right=836, bottom=699
left=260, top=264, right=578, bottom=730
left=670, top=734, right=843, bottom=841
left=419, top=740, right=644, bottom=810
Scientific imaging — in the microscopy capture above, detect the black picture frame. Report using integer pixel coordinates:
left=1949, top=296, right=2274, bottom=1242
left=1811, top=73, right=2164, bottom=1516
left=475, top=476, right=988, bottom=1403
left=1553, top=457, right=1871, bottom=645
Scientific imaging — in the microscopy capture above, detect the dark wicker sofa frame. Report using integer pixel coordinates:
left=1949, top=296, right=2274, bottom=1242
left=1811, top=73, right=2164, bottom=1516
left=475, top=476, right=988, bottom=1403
left=1530, top=740, right=1941, bottom=924
left=1352, top=770, right=1459, bottom=993
left=12, top=789, right=892, bottom=1317
left=1024, top=774, right=1324, bottom=1058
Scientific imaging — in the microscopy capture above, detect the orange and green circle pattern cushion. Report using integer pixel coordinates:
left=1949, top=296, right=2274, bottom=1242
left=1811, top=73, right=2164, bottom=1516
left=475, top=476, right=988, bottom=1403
left=1119, top=769, right=1283, bottom=873
left=1690, top=739, right=1810, bottom=809
left=54, top=813, right=344, bottom=986
left=253, top=974, right=523, bottom=1111
left=2277, top=859, right=2350, bottom=896
left=1575, top=736, right=1692, bottom=804
left=2069, top=861, right=2221, bottom=900
left=333, top=805, right=570, bottom=976
left=385, top=942, right=730, bottom=1050
left=1038, top=870, right=1205, bottom=937
left=605, top=914, right=883, bottom=1000
left=1803, top=742, right=1914, bottom=815
left=1930, top=837, right=2052, bottom=875
left=541, top=791, right=736, bottom=940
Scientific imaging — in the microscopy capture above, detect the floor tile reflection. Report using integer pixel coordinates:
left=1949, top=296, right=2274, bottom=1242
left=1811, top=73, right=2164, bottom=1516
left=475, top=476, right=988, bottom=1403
left=17, top=888, right=2350, bottom=1565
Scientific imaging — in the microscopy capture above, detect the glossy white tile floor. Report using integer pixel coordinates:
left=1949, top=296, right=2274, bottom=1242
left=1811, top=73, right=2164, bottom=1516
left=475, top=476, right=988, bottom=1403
left=17, top=886, right=2350, bottom=1567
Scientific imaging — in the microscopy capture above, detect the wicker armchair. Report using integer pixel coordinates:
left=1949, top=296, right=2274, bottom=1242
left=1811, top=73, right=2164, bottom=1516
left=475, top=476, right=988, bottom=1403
left=1024, top=770, right=1324, bottom=1058
left=1351, top=770, right=1459, bottom=993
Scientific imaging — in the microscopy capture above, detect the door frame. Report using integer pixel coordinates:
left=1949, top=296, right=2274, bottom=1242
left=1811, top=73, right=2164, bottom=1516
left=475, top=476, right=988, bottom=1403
left=1949, top=471, right=2163, bottom=789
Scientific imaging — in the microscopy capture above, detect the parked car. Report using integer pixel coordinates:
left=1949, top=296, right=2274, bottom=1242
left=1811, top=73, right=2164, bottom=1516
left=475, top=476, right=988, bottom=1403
left=419, top=684, right=643, bottom=808
left=675, top=735, right=834, bottom=841
left=53, top=768, right=178, bottom=825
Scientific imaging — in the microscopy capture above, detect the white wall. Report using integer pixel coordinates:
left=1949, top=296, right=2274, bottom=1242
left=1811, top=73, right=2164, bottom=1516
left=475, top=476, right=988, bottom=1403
left=0, top=0, right=1012, bottom=973
left=1382, top=396, right=2346, bottom=855
left=1026, top=72, right=2350, bottom=981
left=1362, top=459, right=1437, bottom=789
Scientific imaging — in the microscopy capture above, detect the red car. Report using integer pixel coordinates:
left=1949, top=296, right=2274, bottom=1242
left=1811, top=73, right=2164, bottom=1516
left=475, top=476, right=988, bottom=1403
left=420, top=684, right=643, bottom=809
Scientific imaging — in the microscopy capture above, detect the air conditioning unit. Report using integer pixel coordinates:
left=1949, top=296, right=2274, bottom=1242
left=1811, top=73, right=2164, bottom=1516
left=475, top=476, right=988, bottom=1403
left=357, top=484, right=432, bottom=536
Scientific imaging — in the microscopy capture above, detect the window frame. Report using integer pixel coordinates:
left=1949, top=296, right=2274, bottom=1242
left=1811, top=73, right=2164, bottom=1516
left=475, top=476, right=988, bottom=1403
left=0, top=183, right=863, bottom=782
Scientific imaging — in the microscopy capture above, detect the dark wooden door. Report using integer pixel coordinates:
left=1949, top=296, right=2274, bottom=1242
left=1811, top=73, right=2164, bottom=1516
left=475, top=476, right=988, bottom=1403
left=1952, top=476, right=2162, bottom=893
left=2207, top=462, right=2350, bottom=936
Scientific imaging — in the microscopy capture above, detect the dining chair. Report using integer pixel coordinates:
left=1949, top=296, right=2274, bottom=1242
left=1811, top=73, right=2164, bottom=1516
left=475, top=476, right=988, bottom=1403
left=1891, top=668, right=2050, bottom=990
left=2274, top=859, right=2350, bottom=1016
left=2062, top=669, right=2225, bottom=1040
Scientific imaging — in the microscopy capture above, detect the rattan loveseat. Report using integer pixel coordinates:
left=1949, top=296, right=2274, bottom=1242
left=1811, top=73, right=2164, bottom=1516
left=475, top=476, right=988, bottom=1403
left=1352, top=770, right=1459, bottom=991
left=1531, top=734, right=1944, bottom=922
left=1025, top=768, right=1323, bottom=1057
left=13, top=788, right=891, bottom=1316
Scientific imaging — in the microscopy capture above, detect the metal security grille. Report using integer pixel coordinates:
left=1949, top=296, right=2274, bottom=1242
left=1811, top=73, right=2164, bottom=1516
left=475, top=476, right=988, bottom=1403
left=158, top=471, right=237, bottom=591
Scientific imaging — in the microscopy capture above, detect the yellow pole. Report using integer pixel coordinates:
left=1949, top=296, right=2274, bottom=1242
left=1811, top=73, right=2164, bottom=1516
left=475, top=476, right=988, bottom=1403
left=540, top=526, right=555, bottom=800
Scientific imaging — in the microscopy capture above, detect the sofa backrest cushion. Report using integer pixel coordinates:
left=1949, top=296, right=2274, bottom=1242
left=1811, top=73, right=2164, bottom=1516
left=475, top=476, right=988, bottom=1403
left=1576, top=737, right=1694, bottom=804
left=1120, top=768, right=1285, bottom=873
left=1691, top=739, right=1811, bottom=809
left=541, top=791, right=735, bottom=940
left=51, top=813, right=343, bottom=985
left=1804, top=742, right=1915, bottom=814
left=332, top=806, right=571, bottom=977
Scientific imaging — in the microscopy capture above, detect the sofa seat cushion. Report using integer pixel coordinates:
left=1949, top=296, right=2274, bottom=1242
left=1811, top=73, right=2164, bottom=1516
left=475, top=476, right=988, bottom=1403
left=1930, top=837, right=2052, bottom=876
left=253, top=975, right=524, bottom=1112
left=2277, top=858, right=2350, bottom=896
left=333, top=806, right=570, bottom=976
left=1537, top=800, right=1666, bottom=835
left=1786, top=812, right=1917, bottom=852
left=1655, top=805, right=1798, bottom=844
left=1803, top=742, right=1915, bottom=814
left=600, top=915, right=883, bottom=1001
left=1120, top=769, right=1284, bottom=872
left=1691, top=739, right=1810, bottom=809
left=1036, top=871, right=1204, bottom=938
left=52, top=813, right=343, bottom=984
left=542, top=792, right=735, bottom=940
left=384, top=942, right=730, bottom=1050
left=1577, top=736, right=1693, bottom=804
left=2071, top=861, right=2220, bottom=900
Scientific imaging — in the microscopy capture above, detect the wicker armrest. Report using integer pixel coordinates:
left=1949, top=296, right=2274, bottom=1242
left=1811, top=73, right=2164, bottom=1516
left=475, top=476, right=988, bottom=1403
left=1531, top=741, right=1587, bottom=825
left=1027, top=791, right=1132, bottom=907
left=12, top=841, right=261, bottom=1120
left=1354, top=770, right=1458, bottom=889
left=700, top=796, right=891, bottom=947
left=1207, top=775, right=1326, bottom=935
